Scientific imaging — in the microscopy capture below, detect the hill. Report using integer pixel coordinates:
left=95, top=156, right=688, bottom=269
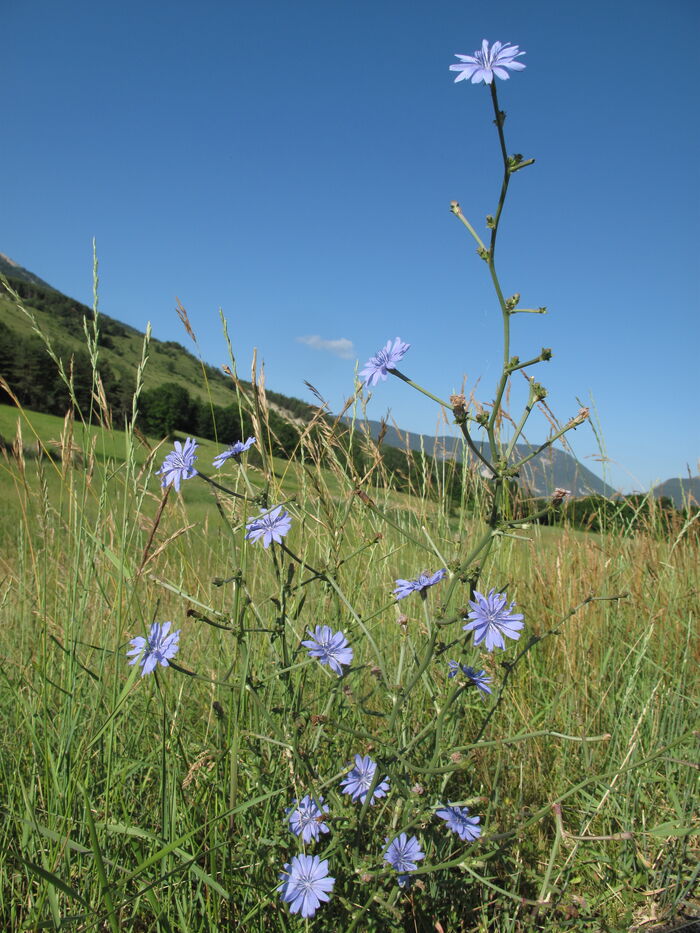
left=0, top=261, right=317, bottom=454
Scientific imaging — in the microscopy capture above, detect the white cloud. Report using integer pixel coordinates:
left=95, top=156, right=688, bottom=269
left=296, top=335, right=355, bottom=359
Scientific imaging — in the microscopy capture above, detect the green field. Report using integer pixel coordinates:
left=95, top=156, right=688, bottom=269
left=0, top=396, right=697, bottom=932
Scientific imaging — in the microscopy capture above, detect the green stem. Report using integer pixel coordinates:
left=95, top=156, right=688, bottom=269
left=449, top=200, right=487, bottom=251
left=504, top=383, right=537, bottom=461
left=390, top=368, right=454, bottom=409
left=510, top=420, right=583, bottom=472
left=388, top=629, right=438, bottom=733
left=457, top=421, right=495, bottom=473
left=196, top=470, right=253, bottom=501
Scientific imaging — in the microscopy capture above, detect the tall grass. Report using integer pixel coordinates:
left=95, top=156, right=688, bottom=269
left=0, top=368, right=697, bottom=931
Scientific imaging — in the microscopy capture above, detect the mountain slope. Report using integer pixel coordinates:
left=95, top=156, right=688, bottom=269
left=0, top=253, right=54, bottom=290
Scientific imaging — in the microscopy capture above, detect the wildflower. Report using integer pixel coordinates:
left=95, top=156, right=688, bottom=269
left=435, top=805, right=482, bottom=842
left=286, top=795, right=330, bottom=844
left=156, top=437, right=198, bottom=492
left=340, top=754, right=390, bottom=805
left=359, top=337, right=410, bottom=387
left=450, top=40, right=526, bottom=85
left=244, top=505, right=292, bottom=548
left=212, top=436, right=256, bottom=468
left=462, top=588, right=524, bottom=651
left=393, top=568, right=446, bottom=601
left=278, top=854, right=334, bottom=918
left=302, top=626, right=353, bottom=676
left=447, top=661, right=493, bottom=697
left=126, top=621, right=180, bottom=676
left=384, top=833, right=425, bottom=888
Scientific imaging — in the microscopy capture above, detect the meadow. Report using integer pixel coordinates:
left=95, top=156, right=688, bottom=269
left=0, top=391, right=697, bottom=932
left=1, top=41, right=697, bottom=933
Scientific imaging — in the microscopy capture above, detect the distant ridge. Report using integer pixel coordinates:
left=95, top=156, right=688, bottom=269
left=0, top=253, right=55, bottom=291
left=350, top=418, right=616, bottom=499
left=651, top=476, right=700, bottom=509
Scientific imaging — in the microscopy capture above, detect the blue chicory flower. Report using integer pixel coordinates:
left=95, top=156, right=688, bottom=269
left=384, top=833, right=425, bottom=888
left=278, top=853, right=335, bottom=918
left=359, top=337, right=410, bottom=387
left=156, top=437, right=198, bottom=492
left=340, top=754, right=390, bottom=805
left=393, top=568, right=446, bottom=601
left=447, top=661, right=493, bottom=697
left=244, top=505, right=292, bottom=548
left=301, top=625, right=353, bottom=676
left=286, top=794, right=330, bottom=844
left=450, top=40, right=526, bottom=85
left=126, top=621, right=180, bottom=676
left=212, top=436, right=256, bottom=468
left=435, top=805, right=482, bottom=842
left=462, top=588, right=524, bottom=651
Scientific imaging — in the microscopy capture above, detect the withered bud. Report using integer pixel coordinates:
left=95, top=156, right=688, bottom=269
left=369, top=666, right=383, bottom=680
left=310, top=714, right=328, bottom=726
left=411, top=783, right=425, bottom=796
left=450, top=393, right=468, bottom=422
left=397, top=614, right=409, bottom=627
left=551, top=488, right=570, bottom=505
left=450, top=751, right=463, bottom=763
left=575, top=407, right=590, bottom=424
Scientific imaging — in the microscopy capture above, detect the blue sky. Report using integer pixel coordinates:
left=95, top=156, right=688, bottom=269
left=3, top=0, right=698, bottom=492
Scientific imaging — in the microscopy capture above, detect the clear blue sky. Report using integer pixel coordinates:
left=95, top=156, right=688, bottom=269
left=3, top=0, right=698, bottom=492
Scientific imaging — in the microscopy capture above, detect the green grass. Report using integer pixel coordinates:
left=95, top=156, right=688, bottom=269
left=0, top=396, right=697, bottom=933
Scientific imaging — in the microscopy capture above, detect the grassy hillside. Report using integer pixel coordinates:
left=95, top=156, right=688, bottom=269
left=0, top=275, right=248, bottom=408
